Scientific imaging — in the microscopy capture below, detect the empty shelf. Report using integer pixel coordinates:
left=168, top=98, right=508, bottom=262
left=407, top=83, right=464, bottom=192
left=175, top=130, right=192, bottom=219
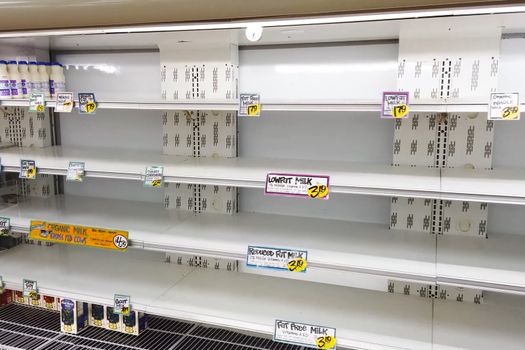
left=437, top=233, right=525, bottom=294
left=0, top=145, right=441, bottom=197
left=0, top=195, right=436, bottom=282
left=441, top=167, right=525, bottom=205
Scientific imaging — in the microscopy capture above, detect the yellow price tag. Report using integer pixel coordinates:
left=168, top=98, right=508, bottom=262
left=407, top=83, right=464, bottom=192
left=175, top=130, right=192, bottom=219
left=392, top=104, right=409, bottom=118
left=247, top=103, right=260, bottom=116
left=316, top=336, right=336, bottom=349
left=287, top=258, right=307, bottom=272
left=307, top=185, right=329, bottom=199
left=36, top=104, right=45, bottom=112
left=151, top=179, right=161, bottom=187
left=84, top=101, right=97, bottom=113
left=502, top=105, right=519, bottom=120
left=26, top=167, right=36, bottom=179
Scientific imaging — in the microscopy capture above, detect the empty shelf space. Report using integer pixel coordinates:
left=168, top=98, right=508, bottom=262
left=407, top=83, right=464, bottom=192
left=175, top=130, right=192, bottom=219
left=0, top=145, right=441, bottom=196
left=441, top=167, right=525, bottom=205
left=437, top=233, right=525, bottom=294
left=0, top=195, right=436, bottom=282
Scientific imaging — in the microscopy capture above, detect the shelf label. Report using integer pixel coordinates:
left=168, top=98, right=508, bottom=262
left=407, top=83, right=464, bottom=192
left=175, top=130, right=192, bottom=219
left=0, top=217, right=10, bottom=236
left=239, top=93, right=261, bottom=117
left=29, top=93, right=45, bottom=113
left=29, top=221, right=129, bottom=252
left=55, top=92, right=74, bottom=113
left=20, top=160, right=36, bottom=179
left=66, top=161, right=85, bottom=182
left=274, top=320, right=336, bottom=349
left=78, top=93, right=97, bottom=114
left=144, top=166, right=163, bottom=188
left=247, top=246, right=308, bottom=273
left=23, top=279, right=38, bottom=299
left=382, top=91, right=409, bottom=119
left=114, top=294, right=131, bottom=316
left=265, top=173, right=330, bottom=199
left=489, top=92, right=520, bottom=120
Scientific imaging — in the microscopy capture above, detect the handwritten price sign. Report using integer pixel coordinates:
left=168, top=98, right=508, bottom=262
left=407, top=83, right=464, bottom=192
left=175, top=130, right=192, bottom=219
left=382, top=91, right=409, bottom=119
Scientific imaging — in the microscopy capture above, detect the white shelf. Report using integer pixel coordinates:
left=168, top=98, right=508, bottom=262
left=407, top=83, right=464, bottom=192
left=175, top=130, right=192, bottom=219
left=441, top=167, right=525, bottom=205
left=0, top=195, right=436, bottom=283
left=437, top=233, right=525, bottom=294
left=4, top=194, right=525, bottom=294
left=1, top=244, right=524, bottom=350
left=2, top=98, right=524, bottom=113
left=0, top=145, right=441, bottom=198
left=0, top=243, right=434, bottom=350
left=0, top=99, right=239, bottom=111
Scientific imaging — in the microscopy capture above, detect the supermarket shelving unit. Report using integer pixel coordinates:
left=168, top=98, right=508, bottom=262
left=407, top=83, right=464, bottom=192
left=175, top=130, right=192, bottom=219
left=1, top=5, right=525, bottom=350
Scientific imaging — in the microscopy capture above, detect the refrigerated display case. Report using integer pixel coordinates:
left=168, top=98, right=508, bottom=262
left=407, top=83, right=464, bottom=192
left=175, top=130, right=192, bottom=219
left=0, top=3, right=525, bottom=350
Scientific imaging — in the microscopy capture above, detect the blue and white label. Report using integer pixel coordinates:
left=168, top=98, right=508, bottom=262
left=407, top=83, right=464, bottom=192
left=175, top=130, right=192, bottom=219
left=247, top=246, right=308, bottom=273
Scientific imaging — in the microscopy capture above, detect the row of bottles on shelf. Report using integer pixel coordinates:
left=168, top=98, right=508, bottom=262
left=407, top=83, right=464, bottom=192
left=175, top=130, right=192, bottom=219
left=0, top=60, right=66, bottom=100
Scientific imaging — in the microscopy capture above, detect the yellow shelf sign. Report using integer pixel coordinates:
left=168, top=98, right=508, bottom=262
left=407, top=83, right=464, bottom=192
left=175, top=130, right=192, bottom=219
left=29, top=220, right=128, bottom=251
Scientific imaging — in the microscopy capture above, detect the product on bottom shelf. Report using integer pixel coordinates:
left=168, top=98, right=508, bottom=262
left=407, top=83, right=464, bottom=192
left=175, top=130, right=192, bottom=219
left=12, top=290, right=60, bottom=310
left=123, top=311, right=147, bottom=336
left=60, top=299, right=88, bottom=334
left=0, top=289, right=12, bottom=306
left=106, top=306, right=121, bottom=331
left=13, top=290, right=24, bottom=304
left=89, top=304, right=106, bottom=328
left=41, top=295, right=60, bottom=310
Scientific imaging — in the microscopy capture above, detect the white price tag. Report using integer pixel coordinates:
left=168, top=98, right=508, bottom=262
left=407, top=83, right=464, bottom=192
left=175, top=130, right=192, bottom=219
left=20, top=160, right=36, bottom=179
left=239, top=93, right=260, bottom=117
left=488, top=92, right=520, bottom=120
left=247, top=246, right=308, bottom=272
left=29, top=93, right=45, bottom=113
left=382, top=91, right=409, bottom=118
left=0, top=217, right=10, bottom=236
left=67, top=161, right=85, bottom=182
left=143, top=166, right=163, bottom=188
left=55, top=92, right=74, bottom=113
left=114, top=294, right=131, bottom=316
left=274, top=320, right=337, bottom=349
left=265, top=173, right=330, bottom=199
left=78, top=92, right=97, bottom=114
left=23, top=279, right=38, bottom=299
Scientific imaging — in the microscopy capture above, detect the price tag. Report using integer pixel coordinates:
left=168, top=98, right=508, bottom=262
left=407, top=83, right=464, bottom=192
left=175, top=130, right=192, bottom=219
left=0, top=217, right=10, bottom=236
left=144, top=166, right=163, bottom=188
left=247, top=246, right=308, bottom=273
left=239, top=93, right=261, bottom=117
left=29, top=93, right=45, bottom=113
left=67, top=161, right=85, bottom=182
left=78, top=93, right=97, bottom=114
left=114, top=294, right=131, bottom=316
left=29, top=220, right=129, bottom=251
left=382, top=91, right=409, bottom=118
left=265, top=173, right=330, bottom=199
left=0, top=276, right=4, bottom=294
left=274, top=320, right=336, bottom=349
left=55, top=92, right=74, bottom=113
left=23, top=279, right=38, bottom=299
left=20, top=160, right=36, bottom=179
left=489, top=92, right=520, bottom=120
